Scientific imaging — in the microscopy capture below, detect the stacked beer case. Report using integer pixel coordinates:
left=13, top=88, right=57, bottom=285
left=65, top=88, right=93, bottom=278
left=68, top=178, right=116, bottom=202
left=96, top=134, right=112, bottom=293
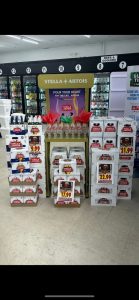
left=117, top=118, right=136, bottom=200
left=7, top=114, right=39, bottom=206
left=89, top=116, right=137, bottom=205
left=50, top=146, right=86, bottom=206
left=28, top=116, right=46, bottom=198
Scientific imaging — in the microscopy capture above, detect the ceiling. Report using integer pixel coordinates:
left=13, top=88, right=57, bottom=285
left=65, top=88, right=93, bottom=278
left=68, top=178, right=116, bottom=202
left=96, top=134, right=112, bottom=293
left=0, top=35, right=139, bottom=53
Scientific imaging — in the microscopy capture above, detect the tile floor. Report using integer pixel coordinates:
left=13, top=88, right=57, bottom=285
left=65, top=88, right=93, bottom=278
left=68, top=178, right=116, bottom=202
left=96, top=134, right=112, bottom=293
left=0, top=138, right=139, bottom=265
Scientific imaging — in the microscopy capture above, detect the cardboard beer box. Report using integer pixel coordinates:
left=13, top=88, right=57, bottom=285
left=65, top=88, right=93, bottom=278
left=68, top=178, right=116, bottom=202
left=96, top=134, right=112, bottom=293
left=66, top=170, right=80, bottom=185
left=74, top=185, right=80, bottom=196
left=53, top=168, right=67, bottom=185
left=91, top=195, right=116, bottom=206
left=117, top=136, right=136, bottom=156
left=118, top=175, right=132, bottom=187
left=22, top=185, right=38, bottom=196
left=6, top=134, right=28, bottom=152
left=9, top=185, right=23, bottom=196
left=38, top=182, right=46, bottom=198
left=31, top=167, right=45, bottom=184
left=117, top=186, right=132, bottom=200
left=91, top=184, right=117, bottom=196
left=59, top=158, right=76, bottom=175
left=22, top=169, right=38, bottom=185
left=9, top=173, right=23, bottom=185
left=29, top=153, right=45, bottom=168
left=69, top=147, right=85, bottom=166
left=77, top=166, right=85, bottom=182
left=10, top=148, right=29, bottom=163
left=28, top=124, right=43, bottom=136
left=11, top=161, right=30, bottom=174
left=89, top=118, right=103, bottom=137
left=118, top=118, right=137, bottom=135
left=10, top=196, right=24, bottom=204
left=91, top=148, right=119, bottom=162
left=97, top=162, right=115, bottom=184
left=51, top=147, right=67, bottom=166
left=103, top=118, right=117, bottom=137
left=10, top=124, right=27, bottom=135
left=23, top=195, right=38, bottom=204
left=103, top=137, right=116, bottom=150
left=89, top=137, right=102, bottom=150
left=118, top=162, right=134, bottom=176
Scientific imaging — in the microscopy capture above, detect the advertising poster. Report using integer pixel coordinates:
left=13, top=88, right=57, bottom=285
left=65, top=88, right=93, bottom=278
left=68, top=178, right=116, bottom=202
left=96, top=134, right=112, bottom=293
left=57, top=180, right=75, bottom=204
left=125, top=65, right=139, bottom=127
left=97, top=162, right=114, bottom=184
left=49, top=88, right=85, bottom=117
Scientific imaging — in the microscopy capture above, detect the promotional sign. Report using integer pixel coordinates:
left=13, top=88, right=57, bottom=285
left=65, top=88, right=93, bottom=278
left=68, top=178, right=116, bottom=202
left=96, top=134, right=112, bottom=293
left=101, top=55, right=118, bottom=63
left=49, top=88, right=85, bottom=116
left=125, top=65, right=139, bottom=127
left=57, top=180, right=75, bottom=203
left=38, top=73, right=94, bottom=89
left=97, top=162, right=114, bottom=184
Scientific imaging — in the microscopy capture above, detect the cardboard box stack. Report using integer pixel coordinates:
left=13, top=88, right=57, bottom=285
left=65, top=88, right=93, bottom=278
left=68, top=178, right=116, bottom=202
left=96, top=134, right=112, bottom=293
left=91, top=148, right=119, bottom=206
left=28, top=115, right=46, bottom=198
left=117, top=118, right=136, bottom=200
left=6, top=113, right=39, bottom=205
left=50, top=146, right=86, bottom=206
left=89, top=116, right=137, bottom=204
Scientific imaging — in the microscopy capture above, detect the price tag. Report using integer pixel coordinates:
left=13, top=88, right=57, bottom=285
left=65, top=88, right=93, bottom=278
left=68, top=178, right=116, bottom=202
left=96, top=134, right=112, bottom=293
left=60, top=191, right=72, bottom=198
left=120, top=147, right=133, bottom=154
left=56, top=180, right=75, bottom=204
left=97, top=162, right=113, bottom=184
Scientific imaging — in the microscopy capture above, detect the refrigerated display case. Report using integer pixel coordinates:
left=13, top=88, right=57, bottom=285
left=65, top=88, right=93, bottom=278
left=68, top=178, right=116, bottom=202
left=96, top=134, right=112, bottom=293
left=23, top=75, right=38, bottom=115
left=39, top=88, right=47, bottom=115
left=0, top=77, right=8, bottom=99
left=9, top=76, right=23, bottom=113
left=90, top=73, right=110, bottom=116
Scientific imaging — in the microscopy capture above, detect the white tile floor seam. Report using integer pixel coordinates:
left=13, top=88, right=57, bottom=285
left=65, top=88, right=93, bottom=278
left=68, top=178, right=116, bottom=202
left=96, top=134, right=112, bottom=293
left=0, top=139, right=139, bottom=265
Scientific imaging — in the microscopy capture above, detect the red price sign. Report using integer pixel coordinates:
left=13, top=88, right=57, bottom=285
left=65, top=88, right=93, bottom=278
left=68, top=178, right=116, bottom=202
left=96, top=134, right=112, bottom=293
left=120, top=147, right=133, bottom=154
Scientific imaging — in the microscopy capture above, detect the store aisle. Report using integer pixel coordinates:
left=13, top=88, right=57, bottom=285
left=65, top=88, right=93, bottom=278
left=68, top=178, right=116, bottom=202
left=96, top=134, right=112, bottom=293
left=0, top=138, right=139, bottom=265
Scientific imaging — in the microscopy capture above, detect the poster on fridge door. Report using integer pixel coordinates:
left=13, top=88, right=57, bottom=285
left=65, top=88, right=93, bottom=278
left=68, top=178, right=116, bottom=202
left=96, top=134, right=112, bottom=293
left=125, top=65, right=139, bottom=127
left=49, top=88, right=85, bottom=117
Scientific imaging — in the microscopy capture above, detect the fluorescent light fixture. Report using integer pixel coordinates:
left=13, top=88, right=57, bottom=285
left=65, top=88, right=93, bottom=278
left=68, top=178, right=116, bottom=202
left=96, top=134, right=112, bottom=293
left=22, top=38, right=39, bottom=44
left=6, top=35, right=21, bottom=40
left=84, top=35, right=91, bottom=38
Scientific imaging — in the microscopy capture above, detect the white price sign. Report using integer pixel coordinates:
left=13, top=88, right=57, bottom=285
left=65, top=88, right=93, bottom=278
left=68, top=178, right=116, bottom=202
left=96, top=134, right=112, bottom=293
left=101, top=55, right=118, bottom=63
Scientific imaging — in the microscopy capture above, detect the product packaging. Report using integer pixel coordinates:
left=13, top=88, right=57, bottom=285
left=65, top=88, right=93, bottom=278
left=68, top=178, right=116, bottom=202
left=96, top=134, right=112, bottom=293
left=37, top=182, right=46, bottom=197
left=103, top=137, right=116, bottom=150
left=10, top=196, right=24, bottom=204
left=29, top=153, right=45, bottom=168
left=9, top=173, right=23, bottom=185
left=91, top=148, right=119, bottom=163
left=118, top=118, right=137, bottom=135
left=10, top=124, right=27, bottom=135
left=118, top=175, right=132, bottom=187
left=9, top=185, right=23, bottom=196
left=117, top=136, right=136, bottom=156
left=91, top=184, right=117, bottom=196
left=23, top=195, right=38, bottom=204
left=6, top=134, right=28, bottom=152
left=51, top=147, right=67, bottom=166
left=22, top=169, right=38, bottom=185
left=118, top=162, right=134, bottom=175
left=10, top=149, right=29, bottom=163
left=117, top=186, right=132, bottom=200
left=91, top=195, right=116, bottom=206
left=28, top=124, right=43, bottom=136
left=28, top=135, right=45, bottom=154
left=59, top=158, right=77, bottom=175
left=69, top=147, right=85, bottom=166
left=89, top=138, right=103, bottom=150
left=103, top=118, right=117, bottom=137
left=89, top=118, right=103, bottom=137
left=11, top=161, right=30, bottom=174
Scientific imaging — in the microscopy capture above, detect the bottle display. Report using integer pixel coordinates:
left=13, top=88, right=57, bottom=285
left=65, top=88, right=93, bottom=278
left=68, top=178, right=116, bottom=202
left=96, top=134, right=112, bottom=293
left=9, top=76, right=23, bottom=113
left=23, top=76, right=38, bottom=115
left=39, top=88, right=47, bottom=115
left=90, top=73, right=110, bottom=117
left=0, top=76, right=8, bottom=99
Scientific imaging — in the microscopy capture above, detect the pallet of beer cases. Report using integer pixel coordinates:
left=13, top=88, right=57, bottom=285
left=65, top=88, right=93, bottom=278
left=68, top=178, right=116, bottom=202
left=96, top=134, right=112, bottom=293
left=28, top=115, right=46, bottom=198
left=117, top=117, right=136, bottom=200
left=90, top=148, right=119, bottom=206
left=52, top=158, right=82, bottom=207
left=6, top=113, right=39, bottom=206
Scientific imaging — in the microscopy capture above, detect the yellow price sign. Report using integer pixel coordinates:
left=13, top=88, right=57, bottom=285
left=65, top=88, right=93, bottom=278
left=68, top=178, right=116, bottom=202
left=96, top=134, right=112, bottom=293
left=60, top=191, right=71, bottom=198
left=120, top=147, right=133, bottom=154
left=99, top=174, right=111, bottom=181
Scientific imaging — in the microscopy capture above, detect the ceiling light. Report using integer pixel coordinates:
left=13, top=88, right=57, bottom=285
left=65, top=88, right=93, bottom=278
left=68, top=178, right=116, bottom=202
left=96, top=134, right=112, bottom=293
left=84, top=35, right=91, bottom=38
left=22, top=38, right=39, bottom=44
left=6, top=35, right=21, bottom=40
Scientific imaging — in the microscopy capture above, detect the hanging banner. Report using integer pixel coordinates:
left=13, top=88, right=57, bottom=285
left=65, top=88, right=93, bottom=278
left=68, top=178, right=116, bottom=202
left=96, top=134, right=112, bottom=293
left=38, top=73, right=94, bottom=89
left=125, top=65, right=139, bottom=127
left=49, top=88, right=85, bottom=116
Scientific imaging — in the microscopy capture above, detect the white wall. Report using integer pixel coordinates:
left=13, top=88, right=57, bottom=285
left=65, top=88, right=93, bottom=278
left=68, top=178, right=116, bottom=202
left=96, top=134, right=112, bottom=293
left=0, top=38, right=139, bottom=63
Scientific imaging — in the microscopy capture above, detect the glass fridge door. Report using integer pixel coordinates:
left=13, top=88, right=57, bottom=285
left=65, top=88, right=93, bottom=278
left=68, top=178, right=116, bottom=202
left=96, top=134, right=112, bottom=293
left=0, top=76, right=8, bottom=99
left=9, top=76, right=23, bottom=113
left=90, top=73, right=110, bottom=117
left=39, top=88, right=47, bottom=115
left=23, top=75, right=38, bottom=115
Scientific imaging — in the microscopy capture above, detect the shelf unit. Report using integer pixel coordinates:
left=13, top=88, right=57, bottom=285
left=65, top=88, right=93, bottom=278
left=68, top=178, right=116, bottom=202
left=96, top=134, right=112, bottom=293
left=90, top=72, right=110, bottom=116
